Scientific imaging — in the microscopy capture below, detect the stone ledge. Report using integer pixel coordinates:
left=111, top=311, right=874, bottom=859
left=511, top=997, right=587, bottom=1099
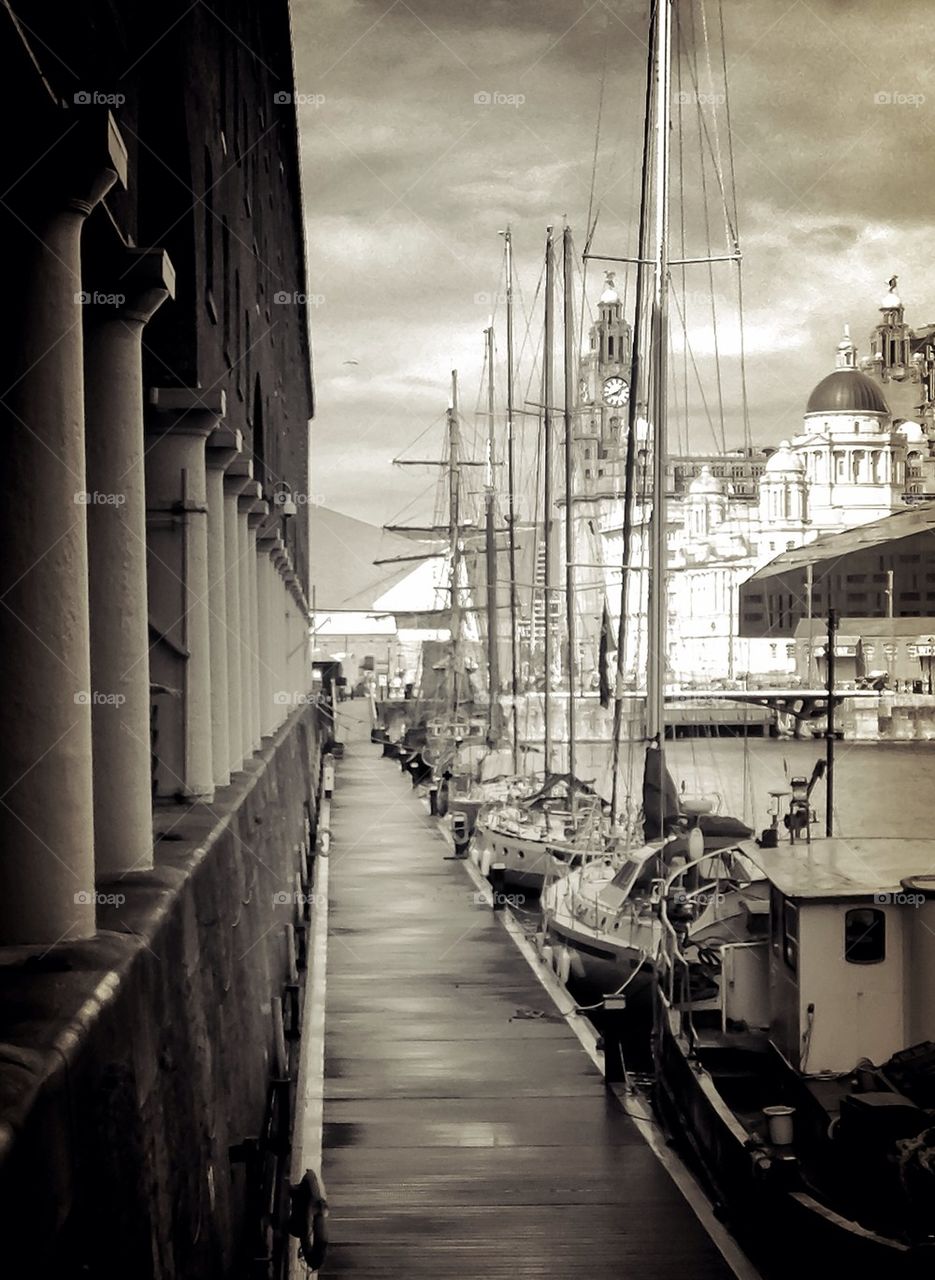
left=0, top=702, right=321, bottom=1278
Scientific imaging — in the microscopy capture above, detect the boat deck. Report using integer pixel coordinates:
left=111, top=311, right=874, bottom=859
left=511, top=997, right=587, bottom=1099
left=318, top=701, right=739, bottom=1277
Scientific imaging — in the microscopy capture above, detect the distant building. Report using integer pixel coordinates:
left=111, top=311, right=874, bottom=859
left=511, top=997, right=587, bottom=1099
left=569, top=275, right=925, bottom=684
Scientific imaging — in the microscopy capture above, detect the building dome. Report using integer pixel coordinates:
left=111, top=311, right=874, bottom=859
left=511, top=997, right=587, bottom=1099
left=764, top=441, right=805, bottom=474
left=688, top=465, right=724, bottom=496
left=897, top=419, right=926, bottom=443
left=805, top=368, right=889, bottom=416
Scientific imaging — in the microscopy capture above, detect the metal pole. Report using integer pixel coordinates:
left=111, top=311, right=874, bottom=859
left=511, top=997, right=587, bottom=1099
left=543, top=227, right=554, bottom=773
left=647, top=0, right=672, bottom=762
left=448, top=371, right=461, bottom=719
left=825, top=607, right=837, bottom=837
left=563, top=225, right=577, bottom=802
left=501, top=227, right=521, bottom=773
left=805, top=562, right=814, bottom=686
left=610, top=0, right=657, bottom=826
left=484, top=325, right=501, bottom=746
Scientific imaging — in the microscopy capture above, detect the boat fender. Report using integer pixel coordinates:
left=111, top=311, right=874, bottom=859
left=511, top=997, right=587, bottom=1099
left=479, top=845, right=492, bottom=878
left=288, top=1167, right=329, bottom=1270
left=541, top=944, right=554, bottom=970
left=556, top=944, right=571, bottom=986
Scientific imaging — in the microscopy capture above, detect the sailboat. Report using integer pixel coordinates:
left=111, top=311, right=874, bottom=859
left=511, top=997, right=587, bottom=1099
left=472, top=224, right=612, bottom=890
left=539, top=0, right=754, bottom=987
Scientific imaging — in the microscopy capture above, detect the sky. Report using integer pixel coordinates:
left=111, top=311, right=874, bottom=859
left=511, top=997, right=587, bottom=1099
left=293, top=0, right=935, bottom=527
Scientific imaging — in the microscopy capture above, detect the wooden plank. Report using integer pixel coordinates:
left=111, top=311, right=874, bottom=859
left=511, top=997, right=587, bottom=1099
left=321, top=704, right=736, bottom=1279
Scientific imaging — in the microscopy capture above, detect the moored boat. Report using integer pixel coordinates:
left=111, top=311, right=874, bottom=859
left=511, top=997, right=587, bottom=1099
left=653, top=794, right=935, bottom=1275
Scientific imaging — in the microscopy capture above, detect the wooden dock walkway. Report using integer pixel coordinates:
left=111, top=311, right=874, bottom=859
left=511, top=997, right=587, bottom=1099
left=317, top=702, right=740, bottom=1278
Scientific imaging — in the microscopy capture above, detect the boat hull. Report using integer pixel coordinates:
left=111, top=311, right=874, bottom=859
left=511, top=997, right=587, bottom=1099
left=472, top=822, right=559, bottom=893
left=652, top=1016, right=935, bottom=1278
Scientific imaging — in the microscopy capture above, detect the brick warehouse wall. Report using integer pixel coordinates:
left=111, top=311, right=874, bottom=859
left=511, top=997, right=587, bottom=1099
left=0, top=705, right=323, bottom=1278
left=0, top=0, right=319, bottom=1275
left=1, top=0, right=314, bottom=584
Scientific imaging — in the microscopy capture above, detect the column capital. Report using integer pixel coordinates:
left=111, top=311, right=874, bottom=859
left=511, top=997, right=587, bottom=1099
left=10, top=109, right=128, bottom=220
left=237, top=480, right=263, bottom=512
left=206, top=426, right=244, bottom=471
left=147, top=387, right=226, bottom=438
left=87, top=247, right=176, bottom=329
left=247, top=500, right=270, bottom=530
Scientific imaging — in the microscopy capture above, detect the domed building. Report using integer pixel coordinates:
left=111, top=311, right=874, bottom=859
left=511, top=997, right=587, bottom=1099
left=578, top=279, right=929, bottom=684
left=759, top=440, right=807, bottom=527
left=790, top=328, right=907, bottom=526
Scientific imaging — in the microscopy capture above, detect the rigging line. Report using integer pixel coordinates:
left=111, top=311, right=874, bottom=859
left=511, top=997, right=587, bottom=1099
left=687, top=0, right=727, bottom=454
left=669, top=288, right=720, bottom=454
left=676, top=13, right=736, bottom=248
left=385, top=474, right=443, bottom=527
left=699, top=0, right=733, bottom=252
left=717, top=0, right=752, bottom=455
left=579, top=38, right=609, bottom=358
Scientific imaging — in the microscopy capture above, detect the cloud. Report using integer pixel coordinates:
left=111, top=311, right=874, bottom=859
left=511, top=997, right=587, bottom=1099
left=296, top=0, right=935, bottom=525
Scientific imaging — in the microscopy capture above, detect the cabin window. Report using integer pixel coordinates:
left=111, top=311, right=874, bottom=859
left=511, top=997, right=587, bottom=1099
left=844, top=907, right=886, bottom=965
left=782, top=898, right=799, bottom=974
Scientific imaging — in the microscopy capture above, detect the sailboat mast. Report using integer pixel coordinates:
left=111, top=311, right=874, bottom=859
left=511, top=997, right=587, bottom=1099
left=484, top=324, right=501, bottom=746
left=502, top=227, right=521, bottom=774
left=562, top=225, right=577, bottom=800
left=610, top=1, right=657, bottom=827
left=543, top=227, right=555, bottom=773
left=646, top=0, right=673, bottom=758
left=448, top=369, right=462, bottom=715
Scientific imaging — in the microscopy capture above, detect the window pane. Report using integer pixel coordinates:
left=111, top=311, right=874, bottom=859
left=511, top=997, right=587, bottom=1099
left=845, top=907, right=886, bottom=964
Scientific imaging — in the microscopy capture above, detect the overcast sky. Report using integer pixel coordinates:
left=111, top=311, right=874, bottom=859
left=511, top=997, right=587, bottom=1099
left=293, top=0, right=934, bottom=526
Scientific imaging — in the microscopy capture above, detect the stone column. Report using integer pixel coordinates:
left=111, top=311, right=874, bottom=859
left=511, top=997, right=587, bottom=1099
left=223, top=470, right=245, bottom=773
left=0, top=115, right=126, bottom=945
left=205, top=426, right=242, bottom=790
left=145, top=389, right=223, bottom=801
left=272, top=541, right=289, bottom=724
left=84, top=249, right=174, bottom=877
left=257, top=535, right=278, bottom=737
left=237, top=481, right=261, bottom=756
left=247, top=500, right=268, bottom=748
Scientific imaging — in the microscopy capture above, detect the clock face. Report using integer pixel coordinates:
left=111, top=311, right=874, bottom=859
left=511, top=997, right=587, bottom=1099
left=602, top=375, right=629, bottom=408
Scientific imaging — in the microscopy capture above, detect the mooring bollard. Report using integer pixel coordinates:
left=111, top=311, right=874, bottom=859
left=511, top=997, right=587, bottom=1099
left=322, top=755, right=335, bottom=800
left=490, top=861, right=506, bottom=910
left=601, top=994, right=629, bottom=1084
left=452, top=814, right=470, bottom=858
left=428, top=786, right=438, bottom=815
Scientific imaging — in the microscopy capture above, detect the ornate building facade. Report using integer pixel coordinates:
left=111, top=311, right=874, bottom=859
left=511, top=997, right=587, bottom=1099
left=572, top=276, right=931, bottom=685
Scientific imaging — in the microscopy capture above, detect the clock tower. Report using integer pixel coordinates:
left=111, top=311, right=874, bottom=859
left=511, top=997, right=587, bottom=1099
left=575, top=272, right=632, bottom=499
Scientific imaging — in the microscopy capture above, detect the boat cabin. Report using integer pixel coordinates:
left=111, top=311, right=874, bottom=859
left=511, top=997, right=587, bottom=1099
left=744, top=840, right=935, bottom=1074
